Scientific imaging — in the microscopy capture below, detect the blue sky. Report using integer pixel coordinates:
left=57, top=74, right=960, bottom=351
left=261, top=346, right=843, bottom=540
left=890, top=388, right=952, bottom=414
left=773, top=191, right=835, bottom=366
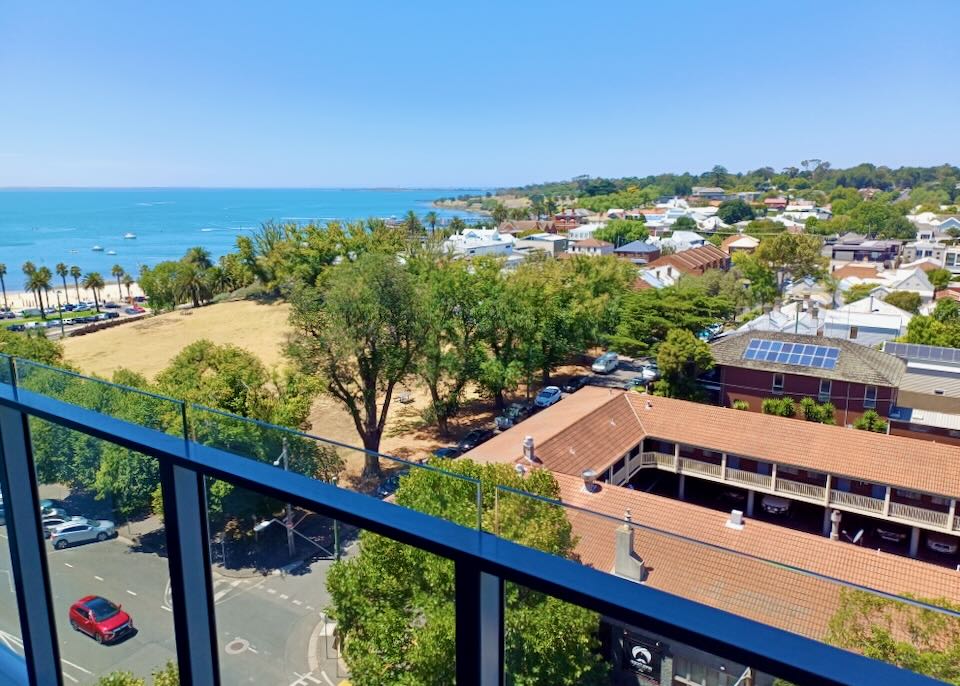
left=1, top=1, right=958, bottom=188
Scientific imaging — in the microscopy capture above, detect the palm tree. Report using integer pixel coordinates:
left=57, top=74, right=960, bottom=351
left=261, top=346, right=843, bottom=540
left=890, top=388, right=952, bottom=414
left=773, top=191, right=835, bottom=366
left=36, top=267, right=52, bottom=316
left=177, top=262, right=209, bottom=308
left=402, top=211, right=424, bottom=237
left=111, top=264, right=124, bottom=303
left=0, top=264, right=8, bottom=312
left=81, top=272, right=105, bottom=313
left=70, top=266, right=82, bottom=302
left=184, top=246, right=213, bottom=270
left=122, top=273, right=134, bottom=303
left=22, top=261, right=35, bottom=277
left=24, top=272, right=45, bottom=318
left=424, top=211, right=439, bottom=232
left=56, top=263, right=70, bottom=304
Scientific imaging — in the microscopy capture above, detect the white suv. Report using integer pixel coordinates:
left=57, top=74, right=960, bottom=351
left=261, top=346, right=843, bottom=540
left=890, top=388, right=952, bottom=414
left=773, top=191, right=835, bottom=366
left=49, top=518, right=116, bottom=550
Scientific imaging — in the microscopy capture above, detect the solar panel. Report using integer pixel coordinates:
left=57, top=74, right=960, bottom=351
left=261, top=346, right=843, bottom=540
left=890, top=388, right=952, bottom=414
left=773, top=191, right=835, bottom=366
left=882, top=340, right=960, bottom=366
left=742, top=338, right=841, bottom=371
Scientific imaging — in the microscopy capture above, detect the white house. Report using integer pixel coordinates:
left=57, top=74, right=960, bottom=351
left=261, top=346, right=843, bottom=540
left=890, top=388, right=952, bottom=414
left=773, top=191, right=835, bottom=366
left=821, top=296, right=913, bottom=347
left=840, top=267, right=935, bottom=303
left=443, top=228, right=515, bottom=257
left=652, top=230, right=706, bottom=253
left=567, top=222, right=604, bottom=241
left=568, top=238, right=614, bottom=256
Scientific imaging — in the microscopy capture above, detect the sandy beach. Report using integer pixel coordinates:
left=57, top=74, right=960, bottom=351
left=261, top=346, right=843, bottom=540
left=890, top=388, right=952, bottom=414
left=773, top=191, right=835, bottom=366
left=1, top=282, right=145, bottom=311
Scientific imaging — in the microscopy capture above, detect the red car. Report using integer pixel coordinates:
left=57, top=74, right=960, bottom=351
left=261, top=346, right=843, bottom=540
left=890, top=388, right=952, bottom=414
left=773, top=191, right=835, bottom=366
left=68, top=596, right=133, bottom=644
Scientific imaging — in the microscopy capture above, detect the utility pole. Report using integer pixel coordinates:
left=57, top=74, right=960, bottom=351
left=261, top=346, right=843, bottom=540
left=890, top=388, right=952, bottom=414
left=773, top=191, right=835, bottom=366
left=55, top=291, right=65, bottom=338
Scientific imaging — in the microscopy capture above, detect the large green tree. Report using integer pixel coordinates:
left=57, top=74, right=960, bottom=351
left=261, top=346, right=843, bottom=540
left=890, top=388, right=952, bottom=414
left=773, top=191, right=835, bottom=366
left=653, top=329, right=714, bottom=400
left=883, top=291, right=921, bottom=314
left=288, top=252, right=420, bottom=477
left=754, top=233, right=827, bottom=288
left=593, top=218, right=648, bottom=247
left=717, top=199, right=755, bottom=224
left=326, top=460, right=608, bottom=686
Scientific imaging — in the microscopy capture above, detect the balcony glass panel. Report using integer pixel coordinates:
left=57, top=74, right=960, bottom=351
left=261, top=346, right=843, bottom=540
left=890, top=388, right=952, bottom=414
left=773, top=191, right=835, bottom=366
left=28, top=422, right=180, bottom=684
left=207, top=479, right=457, bottom=684
left=0, top=419, right=26, bottom=679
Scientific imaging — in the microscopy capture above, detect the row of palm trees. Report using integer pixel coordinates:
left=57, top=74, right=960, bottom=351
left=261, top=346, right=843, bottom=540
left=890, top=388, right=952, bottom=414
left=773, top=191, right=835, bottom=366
left=0, top=262, right=135, bottom=318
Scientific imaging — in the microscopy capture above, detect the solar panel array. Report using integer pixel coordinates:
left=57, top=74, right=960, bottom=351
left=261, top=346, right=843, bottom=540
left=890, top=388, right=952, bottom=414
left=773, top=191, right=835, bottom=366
left=883, top=341, right=960, bottom=365
left=742, top=338, right=840, bottom=370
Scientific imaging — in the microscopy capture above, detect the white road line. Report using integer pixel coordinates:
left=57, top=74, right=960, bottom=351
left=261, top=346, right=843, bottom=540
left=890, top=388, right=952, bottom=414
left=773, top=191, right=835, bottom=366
left=292, top=599, right=303, bottom=606
left=94, top=575, right=104, bottom=582
left=213, top=590, right=228, bottom=601
left=279, top=593, right=289, bottom=600
left=125, top=590, right=137, bottom=597
left=61, top=658, right=92, bottom=675
left=161, top=605, right=172, bottom=612
left=230, top=579, right=242, bottom=587
left=247, top=646, right=258, bottom=654
left=306, top=605, right=314, bottom=611
left=321, top=671, right=335, bottom=686
left=267, top=588, right=277, bottom=595
left=61, top=671, right=78, bottom=683
left=63, top=563, right=73, bottom=568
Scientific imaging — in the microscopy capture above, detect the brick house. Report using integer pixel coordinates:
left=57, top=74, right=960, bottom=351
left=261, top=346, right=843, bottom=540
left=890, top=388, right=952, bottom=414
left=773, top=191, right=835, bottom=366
left=706, top=332, right=904, bottom=426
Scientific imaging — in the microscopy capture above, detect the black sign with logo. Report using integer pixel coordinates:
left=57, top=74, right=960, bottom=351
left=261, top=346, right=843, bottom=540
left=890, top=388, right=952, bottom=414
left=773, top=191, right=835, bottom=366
left=623, top=635, right=663, bottom=682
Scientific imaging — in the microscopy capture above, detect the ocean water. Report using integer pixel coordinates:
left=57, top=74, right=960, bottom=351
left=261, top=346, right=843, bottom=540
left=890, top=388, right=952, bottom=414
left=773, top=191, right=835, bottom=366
left=0, top=188, right=482, bottom=276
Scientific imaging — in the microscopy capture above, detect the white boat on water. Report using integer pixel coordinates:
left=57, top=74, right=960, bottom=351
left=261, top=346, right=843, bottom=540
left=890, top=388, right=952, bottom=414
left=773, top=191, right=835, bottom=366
left=123, top=232, right=137, bottom=239
left=106, top=250, right=117, bottom=255
left=92, top=245, right=104, bottom=252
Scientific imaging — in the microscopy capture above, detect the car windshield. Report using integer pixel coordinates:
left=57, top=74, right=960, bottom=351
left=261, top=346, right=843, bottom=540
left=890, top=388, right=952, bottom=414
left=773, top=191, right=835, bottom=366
left=86, top=597, right=119, bottom=621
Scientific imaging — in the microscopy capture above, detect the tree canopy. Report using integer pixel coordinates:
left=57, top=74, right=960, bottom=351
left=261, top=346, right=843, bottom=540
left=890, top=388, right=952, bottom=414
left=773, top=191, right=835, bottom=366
left=326, top=460, right=608, bottom=686
left=653, top=329, right=714, bottom=400
left=593, top=218, right=648, bottom=247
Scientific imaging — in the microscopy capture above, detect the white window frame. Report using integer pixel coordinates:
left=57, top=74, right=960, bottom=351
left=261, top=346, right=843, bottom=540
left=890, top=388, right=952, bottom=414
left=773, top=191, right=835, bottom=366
left=819, top=379, right=832, bottom=402
left=772, top=373, right=784, bottom=394
left=864, top=385, right=877, bottom=409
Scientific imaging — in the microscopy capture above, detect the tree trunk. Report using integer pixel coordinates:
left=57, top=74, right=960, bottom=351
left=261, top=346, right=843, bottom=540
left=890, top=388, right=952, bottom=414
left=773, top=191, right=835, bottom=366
left=62, top=278, right=69, bottom=304
left=361, top=434, right=381, bottom=479
left=494, top=389, right=505, bottom=413
left=74, top=279, right=81, bottom=303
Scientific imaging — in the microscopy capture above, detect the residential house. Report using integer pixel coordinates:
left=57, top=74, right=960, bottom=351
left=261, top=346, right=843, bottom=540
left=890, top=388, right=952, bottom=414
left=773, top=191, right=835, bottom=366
left=697, top=215, right=729, bottom=234
left=707, top=331, right=904, bottom=426
left=830, top=238, right=901, bottom=265
left=763, top=197, right=788, bottom=211
left=936, top=216, right=960, bottom=232
left=721, top=233, right=760, bottom=255
left=567, top=222, right=604, bottom=241
left=654, top=230, right=706, bottom=253
left=613, top=239, right=661, bottom=264
left=498, top=219, right=556, bottom=235
left=901, top=241, right=946, bottom=264
left=736, top=301, right=821, bottom=336
left=553, top=212, right=582, bottom=232
left=732, top=191, right=763, bottom=202
left=839, top=267, right=935, bottom=304
left=645, top=244, right=730, bottom=283
left=690, top=186, right=726, bottom=201
left=884, top=341, right=960, bottom=446
left=830, top=263, right=880, bottom=281
left=821, top=296, right=912, bottom=347
left=912, top=224, right=949, bottom=242
left=514, top=233, right=568, bottom=256
left=443, top=227, right=515, bottom=257
left=568, top=238, right=614, bottom=256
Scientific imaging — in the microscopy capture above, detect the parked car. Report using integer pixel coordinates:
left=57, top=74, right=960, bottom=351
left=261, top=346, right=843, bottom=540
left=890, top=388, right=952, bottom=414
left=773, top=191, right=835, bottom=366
left=761, top=495, right=791, bottom=516
left=49, top=518, right=115, bottom=549
left=624, top=376, right=645, bottom=390
left=562, top=375, right=588, bottom=393
left=69, top=596, right=133, bottom=644
left=42, top=514, right=84, bottom=539
left=6, top=324, right=25, bottom=332
left=457, top=428, right=495, bottom=452
left=431, top=447, right=462, bottom=460
left=874, top=526, right=908, bottom=544
left=40, top=498, right=66, bottom=514
left=103, top=302, right=120, bottom=309
left=1, top=312, right=15, bottom=319
left=591, top=352, right=619, bottom=374
left=376, top=469, right=409, bottom=499
left=104, top=311, right=120, bottom=319
left=534, top=386, right=562, bottom=409
left=495, top=402, right=533, bottom=430
left=125, top=306, right=145, bottom=315
left=926, top=533, right=959, bottom=555
left=717, top=489, right=747, bottom=508
left=640, top=362, right=660, bottom=382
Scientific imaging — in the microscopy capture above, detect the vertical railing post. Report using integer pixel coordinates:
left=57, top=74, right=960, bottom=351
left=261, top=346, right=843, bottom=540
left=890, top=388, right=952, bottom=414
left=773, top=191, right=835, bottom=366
left=0, top=405, right=63, bottom=686
left=455, top=560, right=504, bottom=686
left=159, top=461, right=220, bottom=686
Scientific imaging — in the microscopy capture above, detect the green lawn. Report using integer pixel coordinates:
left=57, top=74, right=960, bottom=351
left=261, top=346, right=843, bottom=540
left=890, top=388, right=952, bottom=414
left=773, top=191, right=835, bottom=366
left=9, top=308, right=96, bottom=325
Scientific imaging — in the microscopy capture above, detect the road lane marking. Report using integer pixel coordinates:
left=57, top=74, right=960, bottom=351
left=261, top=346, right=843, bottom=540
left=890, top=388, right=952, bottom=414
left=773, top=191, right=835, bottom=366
left=213, top=590, right=228, bottom=601
left=161, top=605, right=172, bottom=612
left=267, top=588, right=277, bottom=594
left=63, top=563, right=73, bottom=568
left=306, top=605, right=314, bottom=610
left=279, top=594, right=289, bottom=600
left=125, top=590, right=137, bottom=597
left=61, top=658, right=92, bottom=675
left=292, top=599, right=303, bottom=606
left=94, top=575, right=104, bottom=581
left=321, top=672, right=334, bottom=686
left=61, top=672, right=78, bottom=683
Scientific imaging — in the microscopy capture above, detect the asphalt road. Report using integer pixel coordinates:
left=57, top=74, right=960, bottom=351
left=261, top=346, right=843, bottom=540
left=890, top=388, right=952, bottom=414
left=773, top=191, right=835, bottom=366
left=0, top=527, right=345, bottom=685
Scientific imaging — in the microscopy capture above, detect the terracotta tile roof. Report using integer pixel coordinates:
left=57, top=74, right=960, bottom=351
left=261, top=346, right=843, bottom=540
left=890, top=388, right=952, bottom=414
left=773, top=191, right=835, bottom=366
left=459, top=386, right=622, bottom=465
left=557, top=474, right=960, bottom=639
left=646, top=244, right=729, bottom=275
left=627, top=394, right=960, bottom=497
left=831, top=264, right=880, bottom=280
left=574, top=238, right=613, bottom=248
left=710, top=331, right=905, bottom=386
left=485, top=389, right=960, bottom=497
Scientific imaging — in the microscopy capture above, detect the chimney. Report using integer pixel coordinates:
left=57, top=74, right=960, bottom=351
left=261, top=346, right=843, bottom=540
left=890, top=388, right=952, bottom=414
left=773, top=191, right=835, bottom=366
left=830, top=509, right=842, bottom=541
left=614, top=510, right=647, bottom=583
left=522, top=436, right=539, bottom=464
left=726, top=509, right=745, bottom=530
left=811, top=303, right=819, bottom=321
left=581, top=469, right=599, bottom=493
left=803, top=293, right=811, bottom=311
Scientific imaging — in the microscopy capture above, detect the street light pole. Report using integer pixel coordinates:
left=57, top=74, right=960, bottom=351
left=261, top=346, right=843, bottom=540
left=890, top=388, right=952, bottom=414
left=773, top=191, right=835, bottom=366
left=54, top=291, right=65, bottom=338
left=275, top=439, right=295, bottom=557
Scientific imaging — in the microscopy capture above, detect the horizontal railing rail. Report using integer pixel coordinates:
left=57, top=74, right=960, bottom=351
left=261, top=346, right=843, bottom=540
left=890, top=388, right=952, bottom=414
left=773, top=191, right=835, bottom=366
left=889, top=502, right=950, bottom=528
left=776, top=478, right=827, bottom=502
left=0, top=369, right=946, bottom=686
left=829, top=489, right=885, bottom=514
left=679, top=456, right=723, bottom=478
left=726, top=467, right=773, bottom=489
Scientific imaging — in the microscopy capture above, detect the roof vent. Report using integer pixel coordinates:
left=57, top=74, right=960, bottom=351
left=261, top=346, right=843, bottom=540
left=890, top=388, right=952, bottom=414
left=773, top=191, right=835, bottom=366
left=514, top=464, right=526, bottom=477
left=582, top=469, right=599, bottom=493
left=522, top=436, right=539, bottom=464
left=645, top=399, right=653, bottom=410
left=726, top=509, right=745, bottom=530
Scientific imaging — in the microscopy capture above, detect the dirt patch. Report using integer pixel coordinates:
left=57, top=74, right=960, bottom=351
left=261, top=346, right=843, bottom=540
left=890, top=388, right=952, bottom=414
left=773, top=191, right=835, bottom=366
left=63, top=300, right=292, bottom=380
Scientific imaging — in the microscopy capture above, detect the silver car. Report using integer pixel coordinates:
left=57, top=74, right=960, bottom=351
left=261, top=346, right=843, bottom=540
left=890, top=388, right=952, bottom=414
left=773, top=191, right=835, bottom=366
left=49, top=518, right=115, bottom=550
left=42, top=514, right=84, bottom=539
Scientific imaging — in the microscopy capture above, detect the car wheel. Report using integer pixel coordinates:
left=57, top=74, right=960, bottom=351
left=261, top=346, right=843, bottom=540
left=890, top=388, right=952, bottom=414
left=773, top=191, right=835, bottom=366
left=95, top=632, right=103, bottom=644
left=96, top=532, right=107, bottom=542
left=70, top=619, right=79, bottom=632
left=54, top=540, right=67, bottom=550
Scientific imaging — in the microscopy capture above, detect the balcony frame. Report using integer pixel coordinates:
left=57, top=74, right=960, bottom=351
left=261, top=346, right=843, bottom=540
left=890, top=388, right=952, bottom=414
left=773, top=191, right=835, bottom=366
left=0, top=377, right=947, bottom=686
